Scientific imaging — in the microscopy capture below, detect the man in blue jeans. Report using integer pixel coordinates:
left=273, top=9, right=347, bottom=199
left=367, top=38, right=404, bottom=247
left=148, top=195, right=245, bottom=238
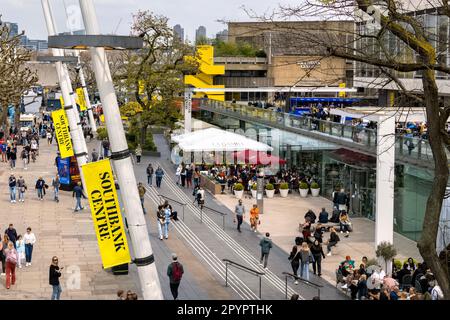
left=73, top=182, right=87, bottom=212
left=8, top=174, right=17, bottom=203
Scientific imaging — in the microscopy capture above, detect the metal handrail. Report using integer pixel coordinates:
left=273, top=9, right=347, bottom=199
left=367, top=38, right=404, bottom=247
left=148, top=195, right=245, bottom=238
left=158, top=194, right=186, bottom=221
left=282, top=272, right=323, bottom=300
left=201, top=205, right=227, bottom=230
left=223, top=259, right=265, bottom=299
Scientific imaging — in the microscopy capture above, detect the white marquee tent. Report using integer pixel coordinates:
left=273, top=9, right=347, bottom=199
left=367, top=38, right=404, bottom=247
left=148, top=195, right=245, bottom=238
left=172, top=128, right=273, bottom=152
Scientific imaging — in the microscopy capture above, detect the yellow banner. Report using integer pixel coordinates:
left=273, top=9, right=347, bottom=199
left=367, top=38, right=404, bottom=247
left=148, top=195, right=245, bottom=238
left=60, top=96, right=64, bottom=107
left=82, top=160, right=131, bottom=269
left=76, top=88, right=87, bottom=111
left=51, top=109, right=74, bottom=159
left=339, top=83, right=346, bottom=98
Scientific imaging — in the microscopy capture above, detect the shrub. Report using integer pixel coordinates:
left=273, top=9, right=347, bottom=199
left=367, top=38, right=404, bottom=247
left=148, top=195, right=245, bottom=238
left=311, top=182, right=320, bottom=189
left=252, top=184, right=257, bottom=190
left=299, top=182, right=309, bottom=189
left=265, top=183, right=274, bottom=190
left=280, top=183, right=289, bottom=190
left=234, top=183, right=244, bottom=191
left=366, top=258, right=379, bottom=267
left=96, top=127, right=108, bottom=140
left=393, top=259, right=403, bottom=271
left=376, top=242, right=397, bottom=271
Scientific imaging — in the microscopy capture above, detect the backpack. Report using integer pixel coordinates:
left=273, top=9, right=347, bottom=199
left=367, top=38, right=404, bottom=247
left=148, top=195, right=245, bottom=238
left=6, top=250, right=17, bottom=265
left=172, top=262, right=182, bottom=282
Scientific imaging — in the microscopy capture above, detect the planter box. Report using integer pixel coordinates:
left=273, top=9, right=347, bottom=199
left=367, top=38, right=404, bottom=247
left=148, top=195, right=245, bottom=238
left=279, top=189, right=289, bottom=198
left=266, top=189, right=275, bottom=198
left=251, top=189, right=257, bottom=198
left=234, top=190, right=244, bottom=199
left=311, top=188, right=320, bottom=197
left=200, top=174, right=222, bottom=195
left=299, top=188, right=309, bottom=198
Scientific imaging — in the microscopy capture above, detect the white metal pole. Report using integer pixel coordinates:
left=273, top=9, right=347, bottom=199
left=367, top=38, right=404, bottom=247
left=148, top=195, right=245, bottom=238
left=79, top=0, right=163, bottom=300
left=184, top=88, right=192, bottom=133
left=41, top=0, right=88, bottom=188
left=77, top=57, right=97, bottom=133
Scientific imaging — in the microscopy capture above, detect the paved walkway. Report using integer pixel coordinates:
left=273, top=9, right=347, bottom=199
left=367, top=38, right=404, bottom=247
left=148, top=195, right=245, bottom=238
left=137, top=134, right=347, bottom=300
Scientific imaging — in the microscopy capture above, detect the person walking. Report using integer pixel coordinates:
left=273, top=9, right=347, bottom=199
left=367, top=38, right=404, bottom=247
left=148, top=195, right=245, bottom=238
left=326, top=227, right=340, bottom=256
left=259, top=232, right=272, bottom=269
left=137, top=182, right=147, bottom=215
left=175, top=164, right=182, bottom=185
left=21, top=148, right=28, bottom=170
left=146, top=163, right=154, bottom=186
left=49, top=256, right=63, bottom=300
left=9, top=148, right=17, bottom=170
left=234, top=199, right=245, bottom=233
left=167, top=253, right=184, bottom=300
left=102, top=139, right=110, bottom=158
left=155, top=166, right=164, bottom=188
left=91, top=148, right=99, bottom=162
left=8, top=174, right=17, bottom=203
left=73, top=182, right=87, bottom=212
left=35, top=177, right=45, bottom=200
left=250, top=204, right=260, bottom=232
left=135, top=144, right=142, bottom=164
left=4, top=241, right=17, bottom=289
left=310, top=239, right=326, bottom=277
left=156, top=205, right=166, bottom=240
left=24, top=227, right=36, bottom=266
left=5, top=224, right=18, bottom=249
left=193, top=169, right=200, bottom=188
left=17, top=176, right=26, bottom=202
left=52, top=174, right=61, bottom=202
left=186, top=165, right=193, bottom=188
left=47, top=131, right=53, bottom=145
left=163, top=204, right=172, bottom=240
left=15, top=235, right=25, bottom=269
left=1, top=235, right=9, bottom=275
left=300, top=242, right=314, bottom=281
left=180, top=165, right=187, bottom=187
left=196, top=186, right=205, bottom=210
left=288, top=237, right=303, bottom=284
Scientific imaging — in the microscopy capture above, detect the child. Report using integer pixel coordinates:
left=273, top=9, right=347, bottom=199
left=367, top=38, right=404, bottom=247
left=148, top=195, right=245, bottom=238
left=16, top=235, right=25, bottom=268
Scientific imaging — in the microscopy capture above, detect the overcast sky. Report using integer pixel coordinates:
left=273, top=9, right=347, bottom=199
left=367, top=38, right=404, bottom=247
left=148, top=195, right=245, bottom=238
left=0, top=0, right=298, bottom=41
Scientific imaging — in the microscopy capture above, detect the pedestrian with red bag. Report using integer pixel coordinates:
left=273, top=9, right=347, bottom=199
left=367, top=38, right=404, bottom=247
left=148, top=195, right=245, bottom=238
left=167, top=253, right=184, bottom=300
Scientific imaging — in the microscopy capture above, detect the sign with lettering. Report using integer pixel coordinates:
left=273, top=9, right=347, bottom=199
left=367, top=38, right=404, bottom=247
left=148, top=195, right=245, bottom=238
left=76, top=88, right=87, bottom=111
left=52, top=109, right=74, bottom=159
left=82, top=159, right=131, bottom=269
left=298, top=61, right=321, bottom=69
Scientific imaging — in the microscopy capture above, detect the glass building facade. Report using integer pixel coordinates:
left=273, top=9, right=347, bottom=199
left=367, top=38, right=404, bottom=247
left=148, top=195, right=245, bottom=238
left=197, top=110, right=434, bottom=241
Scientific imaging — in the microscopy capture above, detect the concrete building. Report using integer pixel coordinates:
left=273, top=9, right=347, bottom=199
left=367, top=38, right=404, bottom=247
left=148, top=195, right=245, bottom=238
left=213, top=21, right=355, bottom=103
left=3, top=22, right=19, bottom=37
left=173, top=24, right=184, bottom=42
left=216, top=29, right=228, bottom=42
left=196, top=26, right=207, bottom=43
left=353, top=2, right=450, bottom=106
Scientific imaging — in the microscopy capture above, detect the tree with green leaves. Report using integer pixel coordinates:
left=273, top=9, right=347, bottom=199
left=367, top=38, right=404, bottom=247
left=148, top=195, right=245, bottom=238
left=123, top=10, right=199, bottom=146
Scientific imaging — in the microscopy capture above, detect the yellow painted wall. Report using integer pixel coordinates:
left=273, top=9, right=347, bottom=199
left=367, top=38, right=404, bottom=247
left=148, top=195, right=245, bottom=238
left=184, top=45, right=225, bottom=101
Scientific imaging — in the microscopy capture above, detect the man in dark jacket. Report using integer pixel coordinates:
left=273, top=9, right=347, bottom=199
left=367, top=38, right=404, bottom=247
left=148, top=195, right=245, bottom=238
left=146, top=163, right=154, bottom=186
left=334, top=189, right=348, bottom=212
left=35, top=177, right=46, bottom=200
left=259, top=233, right=273, bottom=269
left=5, top=224, right=18, bottom=248
left=167, top=253, right=184, bottom=300
left=73, top=182, right=87, bottom=212
left=318, top=208, right=329, bottom=223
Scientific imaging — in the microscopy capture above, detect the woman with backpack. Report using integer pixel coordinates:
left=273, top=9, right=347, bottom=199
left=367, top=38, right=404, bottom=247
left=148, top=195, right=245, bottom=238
left=288, top=237, right=303, bottom=284
left=299, top=242, right=314, bottom=281
left=4, top=241, right=18, bottom=289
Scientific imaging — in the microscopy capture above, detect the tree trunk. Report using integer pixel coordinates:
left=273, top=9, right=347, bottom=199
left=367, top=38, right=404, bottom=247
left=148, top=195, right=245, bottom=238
left=1, top=100, right=10, bottom=138
left=14, top=102, right=21, bottom=131
left=140, top=124, right=147, bottom=147
left=418, top=67, right=450, bottom=299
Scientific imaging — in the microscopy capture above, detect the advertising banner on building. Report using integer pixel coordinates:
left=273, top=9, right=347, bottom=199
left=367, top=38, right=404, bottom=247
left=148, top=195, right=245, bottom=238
left=76, top=88, right=87, bottom=111
left=52, top=109, right=74, bottom=159
left=82, top=160, right=131, bottom=269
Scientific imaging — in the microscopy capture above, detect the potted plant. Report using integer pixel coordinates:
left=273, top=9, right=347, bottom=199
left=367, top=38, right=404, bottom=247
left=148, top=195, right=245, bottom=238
left=251, top=183, right=257, bottom=198
left=265, top=183, right=275, bottom=198
left=375, top=242, right=397, bottom=275
left=310, top=182, right=320, bottom=197
left=279, top=182, right=289, bottom=198
left=299, top=182, right=309, bottom=198
left=234, top=183, right=244, bottom=199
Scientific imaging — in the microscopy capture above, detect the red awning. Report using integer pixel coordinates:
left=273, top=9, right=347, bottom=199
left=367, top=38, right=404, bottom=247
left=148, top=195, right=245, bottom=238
left=233, top=150, right=286, bottom=165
